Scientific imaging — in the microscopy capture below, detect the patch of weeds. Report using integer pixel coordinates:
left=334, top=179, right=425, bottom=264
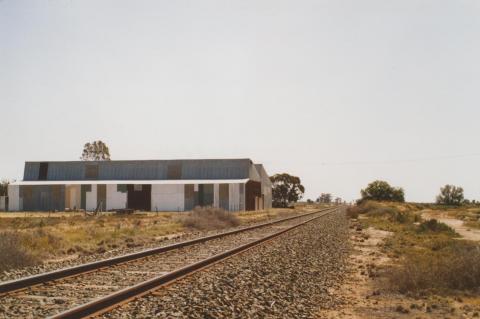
left=0, top=232, right=38, bottom=272
left=465, top=221, right=480, bottom=230
left=417, top=219, right=457, bottom=235
left=183, top=207, right=240, bottom=231
left=346, top=206, right=360, bottom=219
left=386, top=241, right=480, bottom=294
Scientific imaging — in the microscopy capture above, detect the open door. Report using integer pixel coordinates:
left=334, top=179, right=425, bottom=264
left=127, top=184, right=151, bottom=211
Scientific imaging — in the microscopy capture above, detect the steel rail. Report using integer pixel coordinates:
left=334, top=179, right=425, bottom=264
left=50, top=208, right=338, bottom=319
left=0, top=207, right=334, bottom=294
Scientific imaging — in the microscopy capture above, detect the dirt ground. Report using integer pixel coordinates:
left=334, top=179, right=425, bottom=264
left=421, top=210, right=480, bottom=242
left=317, top=219, right=480, bottom=319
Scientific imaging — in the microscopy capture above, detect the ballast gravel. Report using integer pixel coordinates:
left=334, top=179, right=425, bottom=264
left=104, top=210, right=350, bottom=319
left=0, top=212, right=305, bottom=283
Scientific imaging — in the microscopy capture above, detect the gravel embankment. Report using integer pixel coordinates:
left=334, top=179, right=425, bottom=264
left=0, top=211, right=307, bottom=283
left=104, top=210, right=349, bottom=319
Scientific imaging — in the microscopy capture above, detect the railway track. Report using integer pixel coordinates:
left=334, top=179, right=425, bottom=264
left=0, top=207, right=338, bottom=319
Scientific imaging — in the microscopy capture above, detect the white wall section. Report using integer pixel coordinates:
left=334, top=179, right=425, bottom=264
left=151, top=184, right=184, bottom=212
left=229, top=183, right=241, bottom=211
left=106, top=184, right=127, bottom=211
left=86, top=184, right=97, bottom=211
left=213, top=184, right=219, bottom=208
left=7, top=185, right=20, bottom=211
left=239, top=183, right=245, bottom=211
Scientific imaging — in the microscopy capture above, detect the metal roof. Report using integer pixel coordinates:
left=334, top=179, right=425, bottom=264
left=23, top=159, right=258, bottom=181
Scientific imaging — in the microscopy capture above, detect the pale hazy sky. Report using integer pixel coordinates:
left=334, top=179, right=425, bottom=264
left=1, top=1, right=479, bottom=202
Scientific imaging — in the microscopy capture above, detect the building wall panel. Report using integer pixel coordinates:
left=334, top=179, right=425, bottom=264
left=151, top=184, right=184, bottom=211
left=65, top=185, right=81, bottom=210
left=106, top=184, right=127, bottom=211
left=20, top=185, right=65, bottom=211
left=86, top=184, right=97, bottom=211
left=97, top=184, right=107, bottom=211
left=245, top=181, right=261, bottom=211
left=219, top=184, right=229, bottom=210
left=7, top=185, right=20, bottom=211
left=239, top=183, right=245, bottom=211
left=213, top=184, right=219, bottom=208
left=184, top=184, right=195, bottom=211
left=127, top=184, right=151, bottom=211
left=229, top=183, right=241, bottom=211
left=198, top=184, right=214, bottom=207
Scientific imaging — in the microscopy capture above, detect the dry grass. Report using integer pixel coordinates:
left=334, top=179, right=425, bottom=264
left=387, top=241, right=480, bottom=294
left=346, top=206, right=360, bottom=219
left=0, top=232, right=38, bottom=272
left=0, top=213, right=184, bottom=262
left=236, top=208, right=299, bottom=224
left=182, top=207, right=240, bottom=231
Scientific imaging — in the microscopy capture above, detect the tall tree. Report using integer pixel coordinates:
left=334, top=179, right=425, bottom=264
left=436, top=185, right=464, bottom=206
left=80, top=140, right=111, bottom=161
left=360, top=180, right=405, bottom=202
left=270, top=173, right=305, bottom=208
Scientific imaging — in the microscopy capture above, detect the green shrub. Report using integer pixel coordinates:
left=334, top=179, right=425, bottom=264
left=417, top=219, right=456, bottom=235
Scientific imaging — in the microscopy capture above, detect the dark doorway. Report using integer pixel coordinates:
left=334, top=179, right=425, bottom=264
left=219, top=184, right=229, bottom=210
left=127, top=184, right=151, bottom=211
left=245, top=180, right=261, bottom=211
left=97, top=184, right=106, bottom=211
left=194, top=184, right=213, bottom=207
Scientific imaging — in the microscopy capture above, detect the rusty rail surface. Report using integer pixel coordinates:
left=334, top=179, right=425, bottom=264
left=0, top=207, right=334, bottom=294
left=50, top=207, right=339, bottom=319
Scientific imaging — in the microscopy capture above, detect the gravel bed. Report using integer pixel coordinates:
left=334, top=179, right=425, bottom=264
left=103, top=210, right=349, bottom=319
left=0, top=211, right=306, bottom=283
left=0, top=211, right=323, bottom=318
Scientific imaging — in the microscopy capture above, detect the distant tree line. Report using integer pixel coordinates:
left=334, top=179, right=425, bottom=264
left=357, top=180, right=475, bottom=207
left=315, top=193, right=343, bottom=205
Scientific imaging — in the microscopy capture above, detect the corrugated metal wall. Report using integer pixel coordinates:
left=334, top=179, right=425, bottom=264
left=20, top=185, right=65, bottom=211
left=254, top=164, right=273, bottom=209
left=86, top=185, right=97, bottom=211
left=23, top=159, right=254, bottom=181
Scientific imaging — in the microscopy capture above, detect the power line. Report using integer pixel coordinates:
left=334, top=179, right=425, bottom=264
left=320, top=153, right=480, bottom=166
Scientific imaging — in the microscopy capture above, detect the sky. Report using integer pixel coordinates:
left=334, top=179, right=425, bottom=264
left=1, top=0, right=479, bottom=202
